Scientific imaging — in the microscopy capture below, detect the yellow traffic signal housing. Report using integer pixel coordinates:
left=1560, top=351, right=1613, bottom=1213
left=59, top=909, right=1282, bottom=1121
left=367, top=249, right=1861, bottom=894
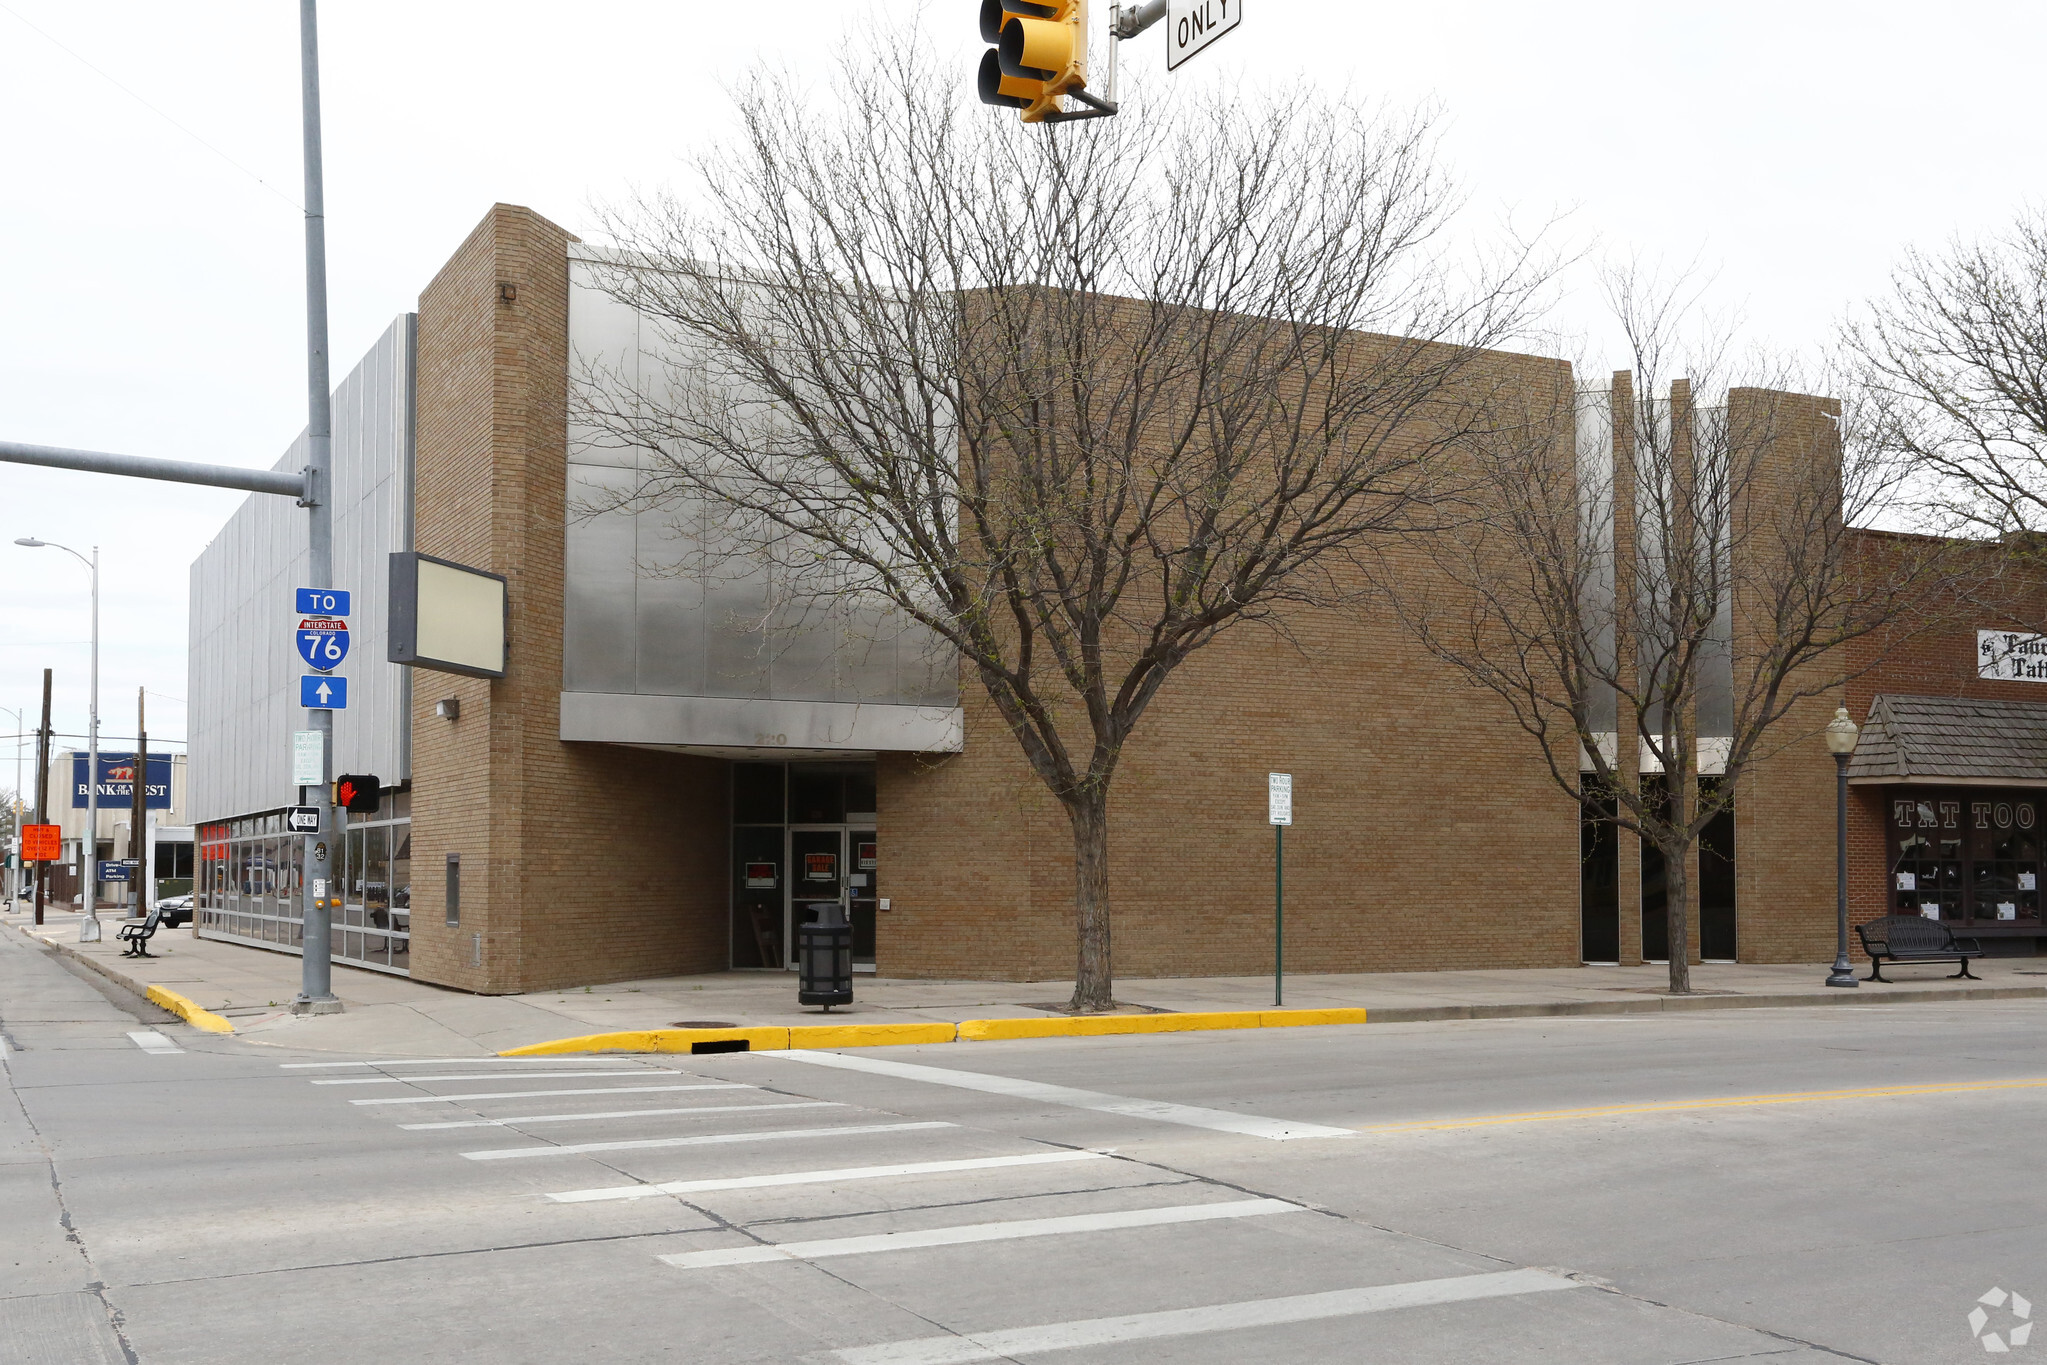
left=977, top=0, right=1088, bottom=123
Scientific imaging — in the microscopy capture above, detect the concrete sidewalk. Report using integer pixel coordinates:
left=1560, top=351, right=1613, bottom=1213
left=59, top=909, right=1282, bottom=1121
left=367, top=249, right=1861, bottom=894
left=9, top=906, right=2045, bottom=1057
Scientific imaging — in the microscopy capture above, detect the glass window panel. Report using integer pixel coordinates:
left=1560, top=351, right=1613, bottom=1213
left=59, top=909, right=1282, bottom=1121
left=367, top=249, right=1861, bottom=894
left=846, top=767, right=877, bottom=819
left=365, top=826, right=390, bottom=930
left=789, top=767, right=844, bottom=823
left=733, top=764, right=785, bottom=824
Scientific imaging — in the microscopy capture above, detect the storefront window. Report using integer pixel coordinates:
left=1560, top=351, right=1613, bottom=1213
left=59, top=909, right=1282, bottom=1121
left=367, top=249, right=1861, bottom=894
left=1888, top=789, right=2040, bottom=924
left=194, top=793, right=414, bottom=974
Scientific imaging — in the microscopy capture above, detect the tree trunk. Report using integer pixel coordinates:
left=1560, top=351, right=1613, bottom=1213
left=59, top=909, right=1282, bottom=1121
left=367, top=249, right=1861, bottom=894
left=1066, top=795, right=1114, bottom=1012
left=1664, top=839, right=1693, bottom=995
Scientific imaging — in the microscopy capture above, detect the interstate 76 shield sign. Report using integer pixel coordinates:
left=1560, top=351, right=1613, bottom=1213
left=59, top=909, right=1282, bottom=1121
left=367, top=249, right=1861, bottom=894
left=297, top=616, right=350, bottom=670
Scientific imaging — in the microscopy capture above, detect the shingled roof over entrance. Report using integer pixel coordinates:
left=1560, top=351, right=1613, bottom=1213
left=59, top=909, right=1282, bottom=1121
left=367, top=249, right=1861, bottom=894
left=1847, top=693, right=2047, bottom=784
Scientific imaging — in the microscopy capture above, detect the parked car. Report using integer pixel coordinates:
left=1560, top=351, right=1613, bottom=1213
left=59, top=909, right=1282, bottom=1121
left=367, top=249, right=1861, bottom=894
left=156, top=894, right=193, bottom=928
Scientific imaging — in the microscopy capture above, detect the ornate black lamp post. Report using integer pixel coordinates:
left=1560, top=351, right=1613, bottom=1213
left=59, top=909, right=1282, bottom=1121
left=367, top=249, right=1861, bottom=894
left=1825, top=706, right=1861, bottom=987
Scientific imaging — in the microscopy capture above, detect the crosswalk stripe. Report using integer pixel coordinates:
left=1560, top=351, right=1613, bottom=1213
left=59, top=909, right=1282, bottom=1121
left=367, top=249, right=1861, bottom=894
left=128, top=1031, right=183, bottom=1055
left=659, top=1197, right=1302, bottom=1270
left=548, top=1151, right=1112, bottom=1203
left=831, top=1268, right=1585, bottom=1364
left=399, top=1101, right=840, bottom=1131
left=314, top=1071, right=681, bottom=1086
left=461, top=1121, right=956, bottom=1161
left=352, top=1083, right=740, bottom=1106
left=770, top=1051, right=1357, bottom=1142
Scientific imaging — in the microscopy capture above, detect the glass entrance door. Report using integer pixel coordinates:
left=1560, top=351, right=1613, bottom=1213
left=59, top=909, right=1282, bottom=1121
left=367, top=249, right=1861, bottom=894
left=849, top=829, right=877, bottom=968
left=787, top=828, right=845, bottom=971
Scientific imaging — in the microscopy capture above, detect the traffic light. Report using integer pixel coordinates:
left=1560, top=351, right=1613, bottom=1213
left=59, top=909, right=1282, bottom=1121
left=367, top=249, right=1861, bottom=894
left=335, top=774, right=382, bottom=814
left=977, top=0, right=1087, bottom=123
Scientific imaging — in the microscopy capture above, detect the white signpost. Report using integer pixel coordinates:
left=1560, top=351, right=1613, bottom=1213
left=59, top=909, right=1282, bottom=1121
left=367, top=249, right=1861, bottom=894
left=1269, top=772, right=1291, bottom=1006
left=1166, top=0, right=1242, bottom=70
left=291, top=731, right=323, bottom=787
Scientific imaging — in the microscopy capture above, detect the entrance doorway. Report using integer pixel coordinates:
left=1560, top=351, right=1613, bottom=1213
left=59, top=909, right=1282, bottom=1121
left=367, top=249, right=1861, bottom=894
left=729, top=761, right=878, bottom=971
left=789, top=826, right=878, bottom=971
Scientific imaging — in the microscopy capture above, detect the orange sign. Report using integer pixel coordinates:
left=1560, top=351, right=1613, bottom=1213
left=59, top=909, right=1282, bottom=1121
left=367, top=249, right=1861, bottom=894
left=22, top=824, right=61, bottom=861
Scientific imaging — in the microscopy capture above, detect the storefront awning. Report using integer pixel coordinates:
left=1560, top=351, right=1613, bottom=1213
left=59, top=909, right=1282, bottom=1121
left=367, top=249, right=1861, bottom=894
left=1847, top=693, right=2047, bottom=786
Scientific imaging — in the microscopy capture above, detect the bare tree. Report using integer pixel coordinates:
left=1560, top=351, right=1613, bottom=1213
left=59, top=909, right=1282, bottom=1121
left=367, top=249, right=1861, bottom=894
left=1391, top=269, right=1937, bottom=992
left=1845, top=208, right=2047, bottom=538
left=573, top=34, right=1552, bottom=1010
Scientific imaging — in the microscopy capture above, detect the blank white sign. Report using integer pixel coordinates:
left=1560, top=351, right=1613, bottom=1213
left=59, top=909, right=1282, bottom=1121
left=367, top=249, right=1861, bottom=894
left=416, top=558, right=506, bottom=676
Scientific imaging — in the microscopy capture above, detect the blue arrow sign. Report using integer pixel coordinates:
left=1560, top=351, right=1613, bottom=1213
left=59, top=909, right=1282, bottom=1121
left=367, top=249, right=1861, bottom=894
left=296, top=618, right=350, bottom=670
left=300, top=675, right=348, bottom=709
left=295, top=587, right=350, bottom=617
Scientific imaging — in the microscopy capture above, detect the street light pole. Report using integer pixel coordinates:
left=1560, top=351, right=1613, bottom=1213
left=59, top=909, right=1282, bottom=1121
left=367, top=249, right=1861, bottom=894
left=15, top=538, right=101, bottom=940
left=1825, top=707, right=1860, bottom=988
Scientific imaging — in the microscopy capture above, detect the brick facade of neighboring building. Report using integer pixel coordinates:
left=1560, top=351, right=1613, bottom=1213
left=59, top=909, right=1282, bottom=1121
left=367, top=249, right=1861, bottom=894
left=1841, top=539, right=2047, bottom=938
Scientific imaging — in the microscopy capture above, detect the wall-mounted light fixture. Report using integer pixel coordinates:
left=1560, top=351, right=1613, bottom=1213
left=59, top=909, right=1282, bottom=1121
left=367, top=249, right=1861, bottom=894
left=435, top=697, right=461, bottom=720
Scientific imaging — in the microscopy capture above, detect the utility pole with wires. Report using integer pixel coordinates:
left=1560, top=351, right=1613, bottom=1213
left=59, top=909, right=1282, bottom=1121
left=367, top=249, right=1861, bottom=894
left=34, top=670, right=51, bottom=928
left=129, top=687, right=147, bottom=916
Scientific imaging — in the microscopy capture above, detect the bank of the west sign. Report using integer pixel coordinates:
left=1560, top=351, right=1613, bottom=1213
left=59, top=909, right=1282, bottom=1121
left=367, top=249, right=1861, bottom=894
left=71, top=752, right=174, bottom=808
left=1979, top=630, right=2047, bottom=682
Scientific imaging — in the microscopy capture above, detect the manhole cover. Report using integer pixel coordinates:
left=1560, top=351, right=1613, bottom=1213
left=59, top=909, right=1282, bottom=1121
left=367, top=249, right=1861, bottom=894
left=672, top=1020, right=737, bottom=1028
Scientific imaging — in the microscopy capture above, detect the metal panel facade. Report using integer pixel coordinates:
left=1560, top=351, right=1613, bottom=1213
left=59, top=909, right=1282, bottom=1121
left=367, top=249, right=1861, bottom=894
left=562, top=250, right=960, bottom=747
left=187, top=317, right=416, bottom=821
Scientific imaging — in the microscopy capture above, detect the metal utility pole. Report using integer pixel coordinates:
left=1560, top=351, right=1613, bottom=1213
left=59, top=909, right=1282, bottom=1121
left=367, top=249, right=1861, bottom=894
left=129, top=688, right=147, bottom=915
left=34, top=670, right=50, bottom=926
left=79, top=546, right=102, bottom=940
left=293, top=0, right=340, bottom=1014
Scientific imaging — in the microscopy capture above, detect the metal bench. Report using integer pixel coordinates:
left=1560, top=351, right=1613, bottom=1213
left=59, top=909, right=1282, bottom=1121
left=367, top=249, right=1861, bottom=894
left=1855, top=914, right=1983, bottom=983
left=117, top=904, right=165, bottom=959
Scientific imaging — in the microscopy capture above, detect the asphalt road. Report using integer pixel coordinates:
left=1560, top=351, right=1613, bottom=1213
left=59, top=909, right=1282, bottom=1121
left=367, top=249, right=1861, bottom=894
left=3, top=928, right=2043, bottom=1364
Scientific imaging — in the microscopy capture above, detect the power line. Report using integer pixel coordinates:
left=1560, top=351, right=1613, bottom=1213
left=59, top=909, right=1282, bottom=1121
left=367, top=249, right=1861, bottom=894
left=0, top=1, right=303, bottom=211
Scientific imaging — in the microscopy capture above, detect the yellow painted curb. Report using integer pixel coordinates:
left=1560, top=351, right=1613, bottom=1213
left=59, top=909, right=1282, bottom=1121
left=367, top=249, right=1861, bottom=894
left=957, top=1010, right=1269, bottom=1042
left=145, top=985, right=235, bottom=1034
left=787, top=1022, right=958, bottom=1049
left=500, top=1007, right=1371, bottom=1056
left=1259, top=1008, right=1370, bottom=1028
left=500, top=1027, right=790, bottom=1056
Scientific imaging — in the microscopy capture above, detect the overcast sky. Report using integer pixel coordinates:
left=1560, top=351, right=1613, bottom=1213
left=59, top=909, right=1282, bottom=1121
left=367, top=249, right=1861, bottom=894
left=2, top=0, right=2042, bottom=789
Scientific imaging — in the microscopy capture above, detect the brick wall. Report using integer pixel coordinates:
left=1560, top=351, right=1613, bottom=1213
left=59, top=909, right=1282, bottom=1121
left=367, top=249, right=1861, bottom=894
left=1843, top=537, right=2047, bottom=926
left=408, top=205, right=728, bottom=994
left=1728, top=388, right=1845, bottom=964
left=876, top=348, right=1585, bottom=982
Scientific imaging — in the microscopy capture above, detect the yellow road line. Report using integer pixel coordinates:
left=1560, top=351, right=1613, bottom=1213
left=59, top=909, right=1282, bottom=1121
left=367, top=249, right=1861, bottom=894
left=1358, top=1078, right=2047, bottom=1134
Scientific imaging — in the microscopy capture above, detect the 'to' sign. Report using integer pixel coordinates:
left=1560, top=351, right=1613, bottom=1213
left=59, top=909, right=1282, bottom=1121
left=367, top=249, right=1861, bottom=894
left=297, top=617, right=351, bottom=671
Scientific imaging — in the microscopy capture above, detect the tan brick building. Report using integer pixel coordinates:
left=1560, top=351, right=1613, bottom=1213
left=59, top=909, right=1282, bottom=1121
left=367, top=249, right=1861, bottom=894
left=184, top=204, right=2045, bottom=994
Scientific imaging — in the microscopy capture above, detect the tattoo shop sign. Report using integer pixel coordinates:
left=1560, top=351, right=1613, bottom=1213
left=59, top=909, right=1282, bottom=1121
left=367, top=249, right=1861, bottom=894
left=1979, top=630, right=2047, bottom=682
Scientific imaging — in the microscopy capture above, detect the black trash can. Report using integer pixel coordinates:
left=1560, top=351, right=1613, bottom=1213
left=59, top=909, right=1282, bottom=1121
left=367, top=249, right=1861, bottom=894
left=796, top=901, right=854, bottom=1009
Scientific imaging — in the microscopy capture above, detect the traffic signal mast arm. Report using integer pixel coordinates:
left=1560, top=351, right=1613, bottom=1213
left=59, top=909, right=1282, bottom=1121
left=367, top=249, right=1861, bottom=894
left=1109, top=0, right=1166, bottom=39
